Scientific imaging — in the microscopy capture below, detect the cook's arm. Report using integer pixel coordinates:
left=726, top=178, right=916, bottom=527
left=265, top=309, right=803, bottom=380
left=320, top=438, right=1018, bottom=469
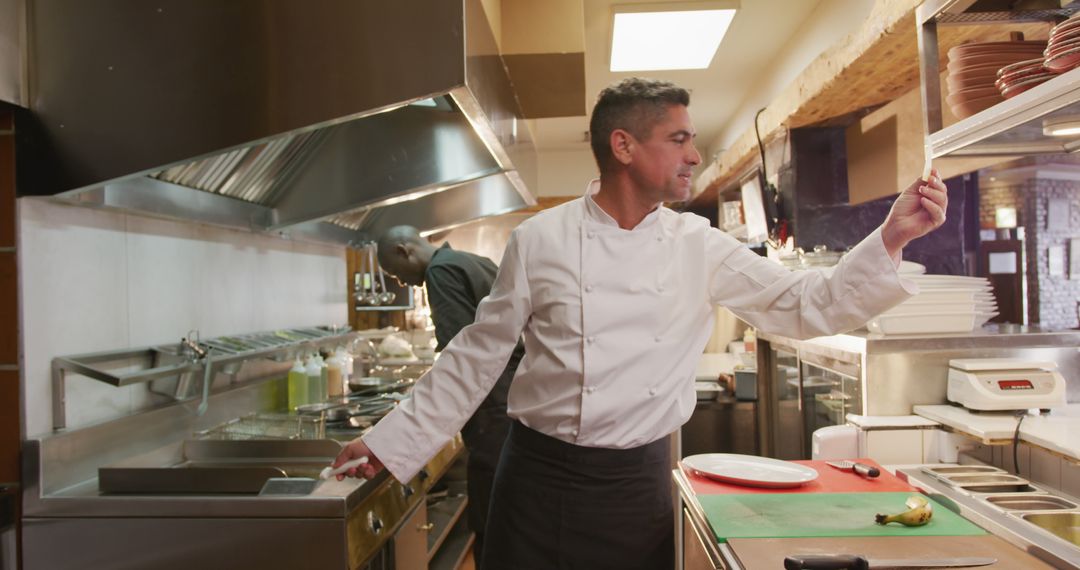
left=705, top=227, right=916, bottom=340
left=358, top=231, right=532, bottom=481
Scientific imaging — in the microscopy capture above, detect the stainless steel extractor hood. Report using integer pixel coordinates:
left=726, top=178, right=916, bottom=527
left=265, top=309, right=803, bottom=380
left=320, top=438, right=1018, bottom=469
left=14, top=0, right=536, bottom=243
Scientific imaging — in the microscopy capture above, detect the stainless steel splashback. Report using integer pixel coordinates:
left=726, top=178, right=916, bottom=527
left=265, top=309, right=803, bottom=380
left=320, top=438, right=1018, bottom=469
left=15, top=0, right=536, bottom=242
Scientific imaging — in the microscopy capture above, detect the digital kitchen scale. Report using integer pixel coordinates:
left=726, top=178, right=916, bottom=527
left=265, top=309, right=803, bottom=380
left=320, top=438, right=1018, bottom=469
left=947, top=358, right=1066, bottom=411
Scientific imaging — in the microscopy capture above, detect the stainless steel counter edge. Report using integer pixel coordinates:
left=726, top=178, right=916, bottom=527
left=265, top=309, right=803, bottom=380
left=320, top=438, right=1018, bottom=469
left=22, top=437, right=463, bottom=519
left=674, top=468, right=744, bottom=570
left=758, top=326, right=1080, bottom=354
left=898, top=467, right=1080, bottom=568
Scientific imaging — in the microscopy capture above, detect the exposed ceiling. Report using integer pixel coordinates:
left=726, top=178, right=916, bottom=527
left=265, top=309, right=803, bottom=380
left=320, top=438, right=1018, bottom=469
left=528, top=0, right=833, bottom=155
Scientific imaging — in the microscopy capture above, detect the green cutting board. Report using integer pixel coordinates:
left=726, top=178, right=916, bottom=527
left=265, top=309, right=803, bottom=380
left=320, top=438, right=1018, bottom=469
left=698, top=492, right=986, bottom=543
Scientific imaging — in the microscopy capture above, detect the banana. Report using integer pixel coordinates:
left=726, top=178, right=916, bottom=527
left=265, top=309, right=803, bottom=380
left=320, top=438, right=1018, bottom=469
left=875, top=494, right=933, bottom=526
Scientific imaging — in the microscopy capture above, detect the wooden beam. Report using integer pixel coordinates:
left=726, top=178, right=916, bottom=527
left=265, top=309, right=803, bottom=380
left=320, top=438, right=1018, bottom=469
left=698, top=0, right=1050, bottom=196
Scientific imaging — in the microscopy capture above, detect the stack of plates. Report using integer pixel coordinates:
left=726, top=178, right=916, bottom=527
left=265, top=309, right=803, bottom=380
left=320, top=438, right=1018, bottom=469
left=996, top=57, right=1055, bottom=98
left=946, top=40, right=1047, bottom=118
left=1046, top=15, right=1080, bottom=73
left=866, top=275, right=998, bottom=335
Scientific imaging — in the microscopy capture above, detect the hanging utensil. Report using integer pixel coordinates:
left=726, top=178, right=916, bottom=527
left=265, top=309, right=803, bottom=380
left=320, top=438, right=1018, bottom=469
left=354, top=244, right=372, bottom=304
left=365, top=245, right=381, bottom=306
left=195, top=348, right=214, bottom=416
left=376, top=247, right=396, bottom=305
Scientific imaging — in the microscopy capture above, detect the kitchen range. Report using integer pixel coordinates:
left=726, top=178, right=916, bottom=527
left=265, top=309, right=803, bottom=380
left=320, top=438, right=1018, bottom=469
left=22, top=327, right=466, bottom=570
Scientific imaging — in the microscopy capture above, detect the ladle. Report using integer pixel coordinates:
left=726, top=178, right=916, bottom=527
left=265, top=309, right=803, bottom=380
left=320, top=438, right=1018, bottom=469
left=364, top=245, right=380, bottom=306
left=376, top=248, right=396, bottom=305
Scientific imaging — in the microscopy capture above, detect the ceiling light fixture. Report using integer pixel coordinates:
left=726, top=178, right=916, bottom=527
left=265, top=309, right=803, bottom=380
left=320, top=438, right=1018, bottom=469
left=610, top=2, right=738, bottom=72
left=1042, top=114, right=1080, bottom=137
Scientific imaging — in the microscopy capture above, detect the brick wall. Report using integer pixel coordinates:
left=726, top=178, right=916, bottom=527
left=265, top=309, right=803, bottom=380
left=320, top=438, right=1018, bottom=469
left=1029, top=179, right=1080, bottom=330
left=978, top=183, right=1023, bottom=229
left=981, top=178, right=1080, bottom=329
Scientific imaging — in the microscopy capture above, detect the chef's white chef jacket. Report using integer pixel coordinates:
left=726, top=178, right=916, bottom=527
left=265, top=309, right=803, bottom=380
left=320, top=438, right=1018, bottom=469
left=364, top=181, right=916, bottom=481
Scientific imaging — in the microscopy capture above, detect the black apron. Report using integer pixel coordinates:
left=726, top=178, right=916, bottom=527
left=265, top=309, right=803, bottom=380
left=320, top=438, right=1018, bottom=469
left=481, top=422, right=674, bottom=570
left=461, top=403, right=512, bottom=564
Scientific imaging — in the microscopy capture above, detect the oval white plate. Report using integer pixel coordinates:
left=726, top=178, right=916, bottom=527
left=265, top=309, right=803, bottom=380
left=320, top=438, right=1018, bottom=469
left=681, top=453, right=819, bottom=488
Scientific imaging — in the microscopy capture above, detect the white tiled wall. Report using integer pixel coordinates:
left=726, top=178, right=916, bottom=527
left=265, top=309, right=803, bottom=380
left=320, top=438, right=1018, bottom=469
left=18, top=198, right=348, bottom=437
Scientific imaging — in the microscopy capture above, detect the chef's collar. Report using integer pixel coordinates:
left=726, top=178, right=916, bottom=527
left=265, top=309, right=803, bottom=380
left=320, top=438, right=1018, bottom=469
left=582, top=179, right=661, bottom=231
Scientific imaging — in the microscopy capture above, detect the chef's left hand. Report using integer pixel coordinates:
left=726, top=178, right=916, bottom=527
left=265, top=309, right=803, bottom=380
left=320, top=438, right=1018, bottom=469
left=880, top=168, right=948, bottom=258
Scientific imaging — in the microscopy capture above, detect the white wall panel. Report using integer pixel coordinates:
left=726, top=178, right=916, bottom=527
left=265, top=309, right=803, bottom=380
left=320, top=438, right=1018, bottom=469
left=18, top=198, right=347, bottom=436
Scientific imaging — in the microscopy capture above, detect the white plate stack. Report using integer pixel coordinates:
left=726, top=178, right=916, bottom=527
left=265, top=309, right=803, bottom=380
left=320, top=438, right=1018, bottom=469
left=866, top=275, right=998, bottom=335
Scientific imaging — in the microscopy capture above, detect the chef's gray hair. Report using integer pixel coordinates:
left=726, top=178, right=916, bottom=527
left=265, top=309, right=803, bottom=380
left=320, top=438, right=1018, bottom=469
left=589, top=78, right=690, bottom=171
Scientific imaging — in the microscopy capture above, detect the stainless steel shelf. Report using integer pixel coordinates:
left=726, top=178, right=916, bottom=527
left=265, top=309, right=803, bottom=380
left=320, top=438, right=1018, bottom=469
left=929, top=66, right=1080, bottom=158
left=53, top=326, right=354, bottom=388
left=922, top=0, right=1079, bottom=24
left=51, top=326, right=357, bottom=429
left=918, top=0, right=1080, bottom=159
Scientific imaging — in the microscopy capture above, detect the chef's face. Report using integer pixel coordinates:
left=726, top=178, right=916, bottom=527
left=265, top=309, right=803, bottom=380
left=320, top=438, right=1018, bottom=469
left=626, top=104, right=701, bottom=203
left=378, top=245, right=425, bottom=287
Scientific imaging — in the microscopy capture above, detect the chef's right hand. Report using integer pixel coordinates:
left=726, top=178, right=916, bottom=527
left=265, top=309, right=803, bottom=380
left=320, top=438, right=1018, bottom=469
left=333, top=438, right=384, bottom=480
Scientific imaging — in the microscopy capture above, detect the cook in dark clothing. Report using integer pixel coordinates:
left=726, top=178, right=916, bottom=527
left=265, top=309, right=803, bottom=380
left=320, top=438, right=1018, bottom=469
left=376, top=225, right=524, bottom=566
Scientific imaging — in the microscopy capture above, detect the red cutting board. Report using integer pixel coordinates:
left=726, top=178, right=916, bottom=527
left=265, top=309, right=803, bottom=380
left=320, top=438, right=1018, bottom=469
left=683, top=458, right=916, bottom=494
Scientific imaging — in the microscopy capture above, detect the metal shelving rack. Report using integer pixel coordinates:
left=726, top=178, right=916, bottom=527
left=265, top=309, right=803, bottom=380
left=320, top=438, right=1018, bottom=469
left=918, top=0, right=1080, bottom=158
left=50, top=326, right=357, bottom=429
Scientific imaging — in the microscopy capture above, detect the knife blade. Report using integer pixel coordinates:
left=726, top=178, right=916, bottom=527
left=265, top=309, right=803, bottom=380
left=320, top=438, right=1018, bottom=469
left=783, top=554, right=996, bottom=569
left=825, top=460, right=880, bottom=478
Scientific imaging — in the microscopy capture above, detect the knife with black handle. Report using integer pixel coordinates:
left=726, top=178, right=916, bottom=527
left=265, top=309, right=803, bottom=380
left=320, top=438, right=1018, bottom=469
left=784, top=554, right=996, bottom=569
left=784, top=554, right=870, bottom=569
left=824, top=460, right=880, bottom=478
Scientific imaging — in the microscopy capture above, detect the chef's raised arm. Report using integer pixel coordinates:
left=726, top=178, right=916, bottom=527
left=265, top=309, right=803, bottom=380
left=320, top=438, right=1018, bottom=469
left=345, top=229, right=533, bottom=481
left=705, top=226, right=916, bottom=340
left=704, top=170, right=947, bottom=339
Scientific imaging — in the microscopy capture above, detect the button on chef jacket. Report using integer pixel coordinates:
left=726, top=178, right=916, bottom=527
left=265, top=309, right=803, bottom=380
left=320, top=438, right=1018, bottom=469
left=364, top=180, right=916, bottom=481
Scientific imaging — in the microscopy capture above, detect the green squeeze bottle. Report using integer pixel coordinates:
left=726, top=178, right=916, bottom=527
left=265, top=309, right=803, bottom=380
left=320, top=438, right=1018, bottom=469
left=287, top=357, right=309, bottom=411
left=306, top=355, right=323, bottom=404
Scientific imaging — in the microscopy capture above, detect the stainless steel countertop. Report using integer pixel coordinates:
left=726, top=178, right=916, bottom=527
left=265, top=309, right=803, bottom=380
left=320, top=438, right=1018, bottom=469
left=898, top=466, right=1080, bottom=568
left=759, top=324, right=1080, bottom=354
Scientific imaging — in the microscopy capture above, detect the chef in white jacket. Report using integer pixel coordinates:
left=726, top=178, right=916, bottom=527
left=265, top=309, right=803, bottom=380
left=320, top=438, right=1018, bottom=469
left=333, top=78, right=947, bottom=570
